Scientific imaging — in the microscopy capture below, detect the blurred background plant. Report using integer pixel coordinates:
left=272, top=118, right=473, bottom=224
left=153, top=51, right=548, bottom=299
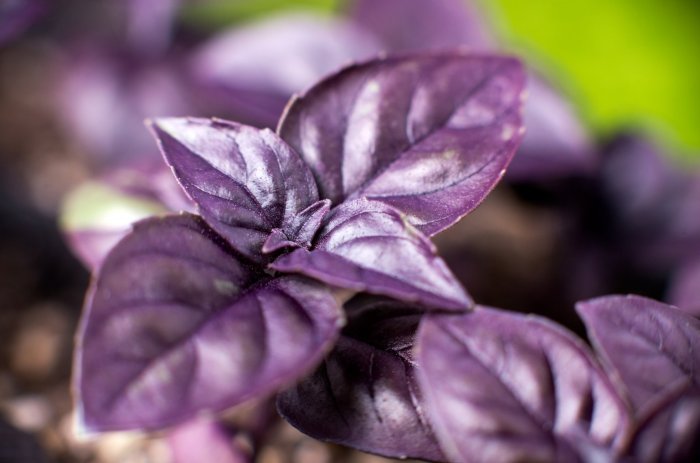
left=0, top=0, right=698, bottom=462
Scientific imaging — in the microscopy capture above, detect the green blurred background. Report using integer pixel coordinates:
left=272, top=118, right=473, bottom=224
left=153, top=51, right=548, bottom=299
left=183, top=0, right=700, bottom=160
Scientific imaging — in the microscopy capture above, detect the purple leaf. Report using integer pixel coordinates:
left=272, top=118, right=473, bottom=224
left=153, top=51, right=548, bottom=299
left=150, top=118, right=321, bottom=261
left=629, top=383, right=700, bottom=463
left=75, top=214, right=343, bottom=432
left=262, top=199, right=331, bottom=254
left=278, top=53, right=526, bottom=235
left=271, top=198, right=471, bottom=310
left=416, top=308, right=631, bottom=463
left=190, top=13, right=379, bottom=128
left=668, top=260, right=700, bottom=317
left=576, top=295, right=700, bottom=413
left=168, top=418, right=250, bottom=463
left=347, top=0, right=494, bottom=53
left=278, top=337, right=444, bottom=462
left=507, top=75, right=597, bottom=181
left=278, top=299, right=445, bottom=461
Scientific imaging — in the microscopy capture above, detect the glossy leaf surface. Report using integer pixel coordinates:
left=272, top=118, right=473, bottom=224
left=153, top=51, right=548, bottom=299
left=75, top=214, right=342, bottom=432
left=271, top=199, right=471, bottom=310
left=278, top=299, right=444, bottom=461
left=629, top=384, right=700, bottom=463
left=278, top=53, right=526, bottom=236
left=151, top=118, right=321, bottom=261
left=416, top=308, right=630, bottom=463
left=262, top=199, right=331, bottom=254
left=577, top=295, right=700, bottom=412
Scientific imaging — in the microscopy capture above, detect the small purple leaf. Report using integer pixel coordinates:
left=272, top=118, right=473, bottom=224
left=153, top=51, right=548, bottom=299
left=347, top=0, right=494, bottom=53
left=271, top=198, right=471, bottom=310
left=629, top=383, right=700, bottom=463
left=669, top=260, right=700, bottom=317
left=75, top=214, right=343, bottom=432
left=576, top=294, right=700, bottom=412
left=278, top=53, right=526, bottom=236
left=283, top=199, right=332, bottom=248
left=261, top=199, right=331, bottom=254
left=150, top=118, right=320, bottom=261
left=262, top=229, right=298, bottom=254
left=278, top=301, right=445, bottom=461
left=416, top=308, right=631, bottom=462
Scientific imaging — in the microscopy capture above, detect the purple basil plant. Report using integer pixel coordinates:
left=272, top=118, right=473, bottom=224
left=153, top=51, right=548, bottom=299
left=61, top=1, right=700, bottom=462
left=416, top=294, right=700, bottom=462
left=61, top=0, right=590, bottom=274
left=74, top=52, right=526, bottom=459
left=70, top=51, right=700, bottom=463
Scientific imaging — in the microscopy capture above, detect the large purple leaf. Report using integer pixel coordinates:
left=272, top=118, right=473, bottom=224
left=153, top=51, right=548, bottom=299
left=416, top=308, right=631, bottom=463
left=190, top=13, right=379, bottom=128
left=628, top=383, right=700, bottom=463
left=278, top=298, right=444, bottom=461
left=349, top=2, right=595, bottom=183
left=347, top=0, right=494, bottom=53
left=668, top=260, right=700, bottom=318
left=150, top=118, right=321, bottom=261
left=576, top=295, right=700, bottom=413
left=278, top=53, right=526, bottom=236
left=271, top=198, right=471, bottom=310
left=75, top=214, right=343, bottom=432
